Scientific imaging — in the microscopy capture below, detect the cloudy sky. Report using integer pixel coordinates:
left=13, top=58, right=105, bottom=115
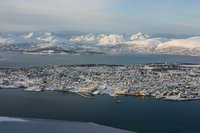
left=0, top=0, right=200, bottom=34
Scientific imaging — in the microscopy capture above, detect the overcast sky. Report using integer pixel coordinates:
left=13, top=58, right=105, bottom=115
left=0, top=0, right=200, bottom=34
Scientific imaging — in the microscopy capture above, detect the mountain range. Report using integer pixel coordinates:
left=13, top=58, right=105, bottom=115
left=0, top=32, right=200, bottom=56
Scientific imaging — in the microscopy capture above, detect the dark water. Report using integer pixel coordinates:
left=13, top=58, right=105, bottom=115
left=0, top=51, right=200, bottom=68
left=0, top=89, right=200, bottom=133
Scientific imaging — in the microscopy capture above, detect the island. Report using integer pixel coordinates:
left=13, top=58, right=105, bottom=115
left=0, top=63, right=200, bottom=101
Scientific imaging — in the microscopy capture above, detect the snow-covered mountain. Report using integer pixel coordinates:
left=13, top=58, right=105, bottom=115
left=155, top=37, right=200, bottom=56
left=70, top=34, right=125, bottom=45
left=0, top=32, right=74, bottom=51
left=0, top=37, right=14, bottom=46
left=70, top=32, right=150, bottom=45
left=130, top=32, right=150, bottom=40
left=0, top=32, right=200, bottom=56
left=23, top=32, right=34, bottom=39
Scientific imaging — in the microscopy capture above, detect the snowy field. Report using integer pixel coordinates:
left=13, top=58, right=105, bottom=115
left=0, top=116, right=135, bottom=133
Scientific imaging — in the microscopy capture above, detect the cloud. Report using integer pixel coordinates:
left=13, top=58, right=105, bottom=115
left=0, top=0, right=200, bottom=34
left=0, top=0, right=116, bottom=31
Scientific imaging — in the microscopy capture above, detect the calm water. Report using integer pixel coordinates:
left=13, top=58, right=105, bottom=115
left=0, top=89, right=200, bottom=133
left=0, top=51, right=200, bottom=68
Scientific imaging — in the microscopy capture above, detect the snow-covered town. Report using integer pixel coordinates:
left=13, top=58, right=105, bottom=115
left=0, top=63, right=200, bottom=101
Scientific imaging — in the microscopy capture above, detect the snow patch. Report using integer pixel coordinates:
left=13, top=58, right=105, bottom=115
left=0, top=116, right=27, bottom=122
left=130, top=32, right=150, bottom=40
left=0, top=37, right=14, bottom=46
left=23, top=32, right=34, bottom=39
